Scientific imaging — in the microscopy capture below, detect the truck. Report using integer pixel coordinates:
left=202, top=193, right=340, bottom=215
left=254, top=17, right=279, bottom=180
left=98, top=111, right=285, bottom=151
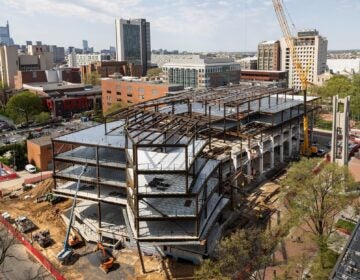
left=15, top=216, right=36, bottom=233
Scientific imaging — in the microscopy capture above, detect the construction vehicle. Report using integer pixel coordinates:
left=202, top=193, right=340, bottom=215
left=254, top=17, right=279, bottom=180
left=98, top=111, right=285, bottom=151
left=15, top=216, right=36, bottom=233
left=33, top=230, right=52, bottom=248
left=57, top=165, right=87, bottom=264
left=93, top=242, right=114, bottom=274
left=272, top=0, right=318, bottom=156
left=68, top=228, right=82, bottom=247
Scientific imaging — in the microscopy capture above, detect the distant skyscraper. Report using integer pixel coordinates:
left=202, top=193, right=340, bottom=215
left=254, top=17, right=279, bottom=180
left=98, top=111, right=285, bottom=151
left=82, top=40, right=89, bottom=52
left=0, top=21, right=14, bottom=46
left=257, top=41, right=281, bottom=71
left=115, top=18, right=151, bottom=76
left=26, top=41, right=32, bottom=46
left=280, top=29, right=328, bottom=89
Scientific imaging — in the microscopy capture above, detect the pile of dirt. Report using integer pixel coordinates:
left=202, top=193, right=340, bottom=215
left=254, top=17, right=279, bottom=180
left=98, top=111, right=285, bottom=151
left=32, top=204, right=63, bottom=225
left=29, top=179, right=54, bottom=197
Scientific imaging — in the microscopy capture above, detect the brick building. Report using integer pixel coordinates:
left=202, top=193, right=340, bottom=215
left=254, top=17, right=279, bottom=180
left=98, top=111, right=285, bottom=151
left=257, top=41, right=281, bottom=71
left=240, top=70, right=288, bottom=88
left=27, top=136, right=53, bottom=171
left=101, top=77, right=183, bottom=112
left=80, top=61, right=142, bottom=80
left=14, top=68, right=81, bottom=89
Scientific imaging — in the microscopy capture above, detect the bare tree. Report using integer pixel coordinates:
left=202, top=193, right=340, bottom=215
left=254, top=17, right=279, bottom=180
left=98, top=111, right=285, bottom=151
left=0, top=225, right=18, bottom=270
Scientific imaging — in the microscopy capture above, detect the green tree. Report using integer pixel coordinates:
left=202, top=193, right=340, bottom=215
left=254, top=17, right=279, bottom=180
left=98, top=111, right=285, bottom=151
left=104, top=102, right=127, bottom=116
left=83, top=72, right=101, bottom=86
left=282, top=159, right=355, bottom=268
left=5, top=91, right=42, bottom=125
left=34, top=112, right=50, bottom=124
left=195, top=229, right=278, bottom=280
left=320, top=75, right=352, bottom=98
left=146, top=68, right=162, bottom=78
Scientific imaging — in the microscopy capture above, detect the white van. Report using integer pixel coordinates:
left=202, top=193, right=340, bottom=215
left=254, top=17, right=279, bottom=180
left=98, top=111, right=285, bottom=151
left=25, top=164, right=37, bottom=173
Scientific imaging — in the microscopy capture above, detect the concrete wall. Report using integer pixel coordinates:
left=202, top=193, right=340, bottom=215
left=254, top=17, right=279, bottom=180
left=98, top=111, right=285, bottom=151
left=0, top=45, right=18, bottom=88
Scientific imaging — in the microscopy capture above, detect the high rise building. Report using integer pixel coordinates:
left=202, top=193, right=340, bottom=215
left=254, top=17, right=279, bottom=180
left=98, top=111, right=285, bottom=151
left=257, top=41, right=281, bottom=71
left=280, top=29, right=327, bottom=89
left=83, top=40, right=89, bottom=52
left=49, top=45, right=65, bottom=64
left=0, top=21, right=14, bottom=46
left=115, top=18, right=151, bottom=76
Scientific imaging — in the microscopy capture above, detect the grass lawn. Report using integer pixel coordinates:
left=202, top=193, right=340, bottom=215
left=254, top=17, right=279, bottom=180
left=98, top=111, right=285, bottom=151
left=315, top=119, right=333, bottom=131
left=310, top=248, right=339, bottom=279
left=336, top=219, right=356, bottom=233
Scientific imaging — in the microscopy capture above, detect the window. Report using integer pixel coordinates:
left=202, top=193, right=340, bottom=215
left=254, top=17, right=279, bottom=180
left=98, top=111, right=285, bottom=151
left=139, top=94, right=144, bottom=100
left=117, top=98, right=122, bottom=102
left=152, top=89, right=158, bottom=96
left=138, top=88, right=144, bottom=94
left=127, top=86, right=132, bottom=93
left=106, top=90, right=111, bottom=94
left=116, top=91, right=121, bottom=95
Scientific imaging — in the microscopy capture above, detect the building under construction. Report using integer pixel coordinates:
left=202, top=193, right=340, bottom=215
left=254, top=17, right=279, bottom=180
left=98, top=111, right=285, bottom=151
left=51, top=84, right=320, bottom=263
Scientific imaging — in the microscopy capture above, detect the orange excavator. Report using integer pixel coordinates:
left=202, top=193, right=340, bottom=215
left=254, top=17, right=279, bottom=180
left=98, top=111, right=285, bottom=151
left=93, top=242, right=114, bottom=274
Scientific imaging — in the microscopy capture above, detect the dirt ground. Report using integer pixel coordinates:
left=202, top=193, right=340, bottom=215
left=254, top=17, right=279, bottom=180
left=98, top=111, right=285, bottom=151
left=0, top=179, right=195, bottom=280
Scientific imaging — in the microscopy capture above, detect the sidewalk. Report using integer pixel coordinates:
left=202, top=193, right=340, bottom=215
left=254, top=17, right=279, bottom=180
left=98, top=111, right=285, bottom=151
left=0, top=170, right=52, bottom=192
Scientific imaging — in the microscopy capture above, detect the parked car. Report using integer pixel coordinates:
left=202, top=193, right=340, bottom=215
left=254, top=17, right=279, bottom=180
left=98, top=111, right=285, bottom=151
left=25, top=164, right=37, bottom=173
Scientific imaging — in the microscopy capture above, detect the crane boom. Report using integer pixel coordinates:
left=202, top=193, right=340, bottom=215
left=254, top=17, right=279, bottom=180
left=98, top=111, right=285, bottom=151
left=272, top=0, right=313, bottom=156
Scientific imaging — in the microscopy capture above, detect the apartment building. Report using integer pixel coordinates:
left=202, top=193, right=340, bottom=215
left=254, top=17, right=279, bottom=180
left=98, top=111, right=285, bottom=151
left=257, top=41, right=281, bottom=71
left=0, top=45, right=55, bottom=88
left=80, top=61, right=142, bottom=80
left=280, top=29, right=328, bottom=89
left=101, top=76, right=183, bottom=112
left=68, top=52, right=110, bottom=68
left=162, top=55, right=240, bottom=88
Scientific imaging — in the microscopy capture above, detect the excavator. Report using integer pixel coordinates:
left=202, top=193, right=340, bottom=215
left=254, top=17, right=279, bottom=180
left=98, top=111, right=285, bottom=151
left=272, top=0, right=318, bottom=157
left=93, top=242, right=115, bottom=274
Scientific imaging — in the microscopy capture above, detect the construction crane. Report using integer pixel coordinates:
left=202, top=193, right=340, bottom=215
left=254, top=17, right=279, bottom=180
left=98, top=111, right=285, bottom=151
left=272, top=0, right=317, bottom=156
left=57, top=164, right=87, bottom=264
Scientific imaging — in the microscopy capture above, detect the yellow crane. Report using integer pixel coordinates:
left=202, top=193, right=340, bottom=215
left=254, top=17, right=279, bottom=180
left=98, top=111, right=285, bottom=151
left=272, top=0, right=317, bottom=156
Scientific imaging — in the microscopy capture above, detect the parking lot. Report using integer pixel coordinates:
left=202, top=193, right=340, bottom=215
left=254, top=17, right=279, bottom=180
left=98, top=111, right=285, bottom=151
left=0, top=119, right=98, bottom=147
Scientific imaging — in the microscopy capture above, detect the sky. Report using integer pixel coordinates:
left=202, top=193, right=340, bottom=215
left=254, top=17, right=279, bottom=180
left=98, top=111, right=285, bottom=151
left=0, top=0, right=359, bottom=52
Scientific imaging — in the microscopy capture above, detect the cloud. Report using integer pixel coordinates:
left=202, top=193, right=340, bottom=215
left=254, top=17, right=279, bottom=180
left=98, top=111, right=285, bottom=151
left=1, top=0, right=271, bottom=33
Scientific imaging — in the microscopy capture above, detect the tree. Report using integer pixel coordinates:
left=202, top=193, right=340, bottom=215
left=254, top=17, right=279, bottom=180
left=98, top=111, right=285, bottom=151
left=319, top=75, right=352, bottom=98
left=104, top=101, right=127, bottom=116
left=5, top=91, right=42, bottom=125
left=34, top=112, right=50, bottom=124
left=83, top=72, right=101, bottom=86
left=195, top=229, right=278, bottom=280
left=282, top=159, right=355, bottom=268
left=146, top=68, right=162, bottom=78
left=0, top=225, right=17, bottom=271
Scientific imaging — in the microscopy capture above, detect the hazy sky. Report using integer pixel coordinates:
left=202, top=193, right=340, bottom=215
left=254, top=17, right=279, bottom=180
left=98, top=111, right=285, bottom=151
left=1, top=0, right=359, bottom=52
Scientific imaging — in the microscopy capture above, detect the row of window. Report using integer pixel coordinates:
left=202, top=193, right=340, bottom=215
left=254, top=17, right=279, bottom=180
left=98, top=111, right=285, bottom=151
left=106, top=88, right=159, bottom=96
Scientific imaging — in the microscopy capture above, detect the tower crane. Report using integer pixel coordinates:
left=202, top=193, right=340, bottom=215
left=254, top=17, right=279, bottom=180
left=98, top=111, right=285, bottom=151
left=272, top=0, right=317, bottom=156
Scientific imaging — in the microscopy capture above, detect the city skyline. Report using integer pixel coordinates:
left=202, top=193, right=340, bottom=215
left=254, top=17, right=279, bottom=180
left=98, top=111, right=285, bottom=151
left=0, top=0, right=359, bottom=52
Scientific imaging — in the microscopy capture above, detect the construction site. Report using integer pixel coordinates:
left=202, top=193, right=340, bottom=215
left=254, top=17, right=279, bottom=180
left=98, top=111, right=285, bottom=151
left=49, top=84, right=320, bottom=264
